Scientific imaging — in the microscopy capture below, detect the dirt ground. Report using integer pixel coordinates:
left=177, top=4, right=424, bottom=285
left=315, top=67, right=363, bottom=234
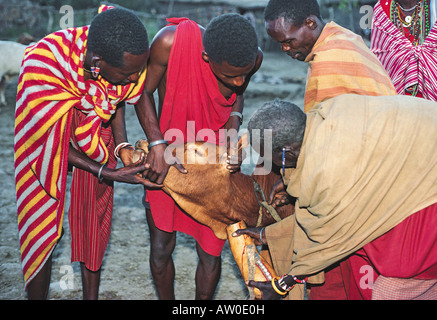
left=0, top=52, right=307, bottom=300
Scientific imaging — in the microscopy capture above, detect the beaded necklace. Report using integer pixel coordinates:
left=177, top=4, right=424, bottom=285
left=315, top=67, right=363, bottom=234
left=390, top=0, right=432, bottom=45
left=390, top=0, right=432, bottom=95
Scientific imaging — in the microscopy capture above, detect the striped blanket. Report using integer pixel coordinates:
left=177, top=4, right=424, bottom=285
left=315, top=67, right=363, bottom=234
left=14, top=18, right=146, bottom=286
left=371, top=1, right=437, bottom=101
left=304, top=22, right=396, bottom=112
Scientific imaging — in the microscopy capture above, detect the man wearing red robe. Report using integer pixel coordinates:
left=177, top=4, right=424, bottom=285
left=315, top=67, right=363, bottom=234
left=134, top=14, right=263, bottom=299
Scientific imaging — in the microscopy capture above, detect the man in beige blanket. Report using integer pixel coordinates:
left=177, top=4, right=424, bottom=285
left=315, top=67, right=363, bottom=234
left=234, top=96, right=437, bottom=300
left=263, top=0, right=397, bottom=299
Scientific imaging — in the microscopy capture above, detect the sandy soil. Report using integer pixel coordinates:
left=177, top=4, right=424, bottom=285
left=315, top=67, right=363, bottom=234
left=0, top=52, right=307, bottom=300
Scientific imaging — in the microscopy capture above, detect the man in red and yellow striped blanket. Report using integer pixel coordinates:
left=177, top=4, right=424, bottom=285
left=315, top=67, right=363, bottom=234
left=14, top=6, right=154, bottom=299
left=263, top=0, right=397, bottom=300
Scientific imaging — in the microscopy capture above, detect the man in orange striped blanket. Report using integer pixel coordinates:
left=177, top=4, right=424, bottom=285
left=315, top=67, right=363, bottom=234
left=14, top=6, right=161, bottom=299
left=265, top=0, right=396, bottom=113
left=262, top=0, right=397, bottom=299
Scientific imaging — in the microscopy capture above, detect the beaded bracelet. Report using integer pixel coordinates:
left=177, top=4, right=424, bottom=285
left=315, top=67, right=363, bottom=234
left=291, top=275, right=308, bottom=284
left=114, top=142, right=132, bottom=159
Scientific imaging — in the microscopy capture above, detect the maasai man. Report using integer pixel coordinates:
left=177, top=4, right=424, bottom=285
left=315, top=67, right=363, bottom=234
left=264, top=0, right=396, bottom=113
left=135, top=13, right=262, bottom=299
left=14, top=6, right=161, bottom=300
left=371, top=0, right=437, bottom=100
left=262, top=0, right=397, bottom=300
left=234, top=97, right=437, bottom=300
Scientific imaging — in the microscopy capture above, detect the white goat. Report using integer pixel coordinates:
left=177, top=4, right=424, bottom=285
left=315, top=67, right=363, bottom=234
left=0, top=41, right=28, bottom=105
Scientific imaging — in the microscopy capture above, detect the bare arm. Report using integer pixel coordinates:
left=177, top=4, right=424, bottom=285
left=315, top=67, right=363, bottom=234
left=110, top=102, right=137, bottom=166
left=225, top=48, right=264, bottom=172
left=111, top=102, right=128, bottom=146
left=134, top=27, right=172, bottom=142
left=134, top=26, right=186, bottom=184
left=67, top=143, right=158, bottom=187
left=68, top=100, right=163, bottom=188
left=225, top=48, right=263, bottom=132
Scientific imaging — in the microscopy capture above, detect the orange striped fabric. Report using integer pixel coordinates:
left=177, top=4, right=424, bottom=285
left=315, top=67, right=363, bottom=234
left=303, top=22, right=397, bottom=112
left=14, top=6, right=146, bottom=286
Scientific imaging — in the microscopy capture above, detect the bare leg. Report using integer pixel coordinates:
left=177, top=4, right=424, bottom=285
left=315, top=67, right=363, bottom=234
left=26, top=255, right=53, bottom=300
left=146, top=208, right=176, bottom=299
left=195, top=242, right=221, bottom=300
left=80, top=263, right=101, bottom=300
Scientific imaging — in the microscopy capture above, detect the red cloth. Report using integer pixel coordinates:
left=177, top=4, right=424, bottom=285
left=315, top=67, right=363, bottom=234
left=159, top=17, right=236, bottom=143
left=309, top=263, right=350, bottom=300
left=68, top=109, right=117, bottom=271
left=359, top=202, right=437, bottom=279
left=146, top=18, right=237, bottom=256
left=312, top=203, right=437, bottom=299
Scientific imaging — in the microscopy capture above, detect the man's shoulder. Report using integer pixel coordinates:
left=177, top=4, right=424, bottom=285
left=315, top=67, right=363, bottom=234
left=30, top=26, right=87, bottom=54
left=48, top=26, right=88, bottom=39
left=323, top=21, right=362, bottom=40
left=312, top=21, right=369, bottom=58
left=153, top=25, right=177, bottom=46
left=154, top=22, right=205, bottom=43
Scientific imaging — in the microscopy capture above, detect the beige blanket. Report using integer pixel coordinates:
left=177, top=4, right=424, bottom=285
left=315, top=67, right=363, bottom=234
left=266, top=94, right=437, bottom=277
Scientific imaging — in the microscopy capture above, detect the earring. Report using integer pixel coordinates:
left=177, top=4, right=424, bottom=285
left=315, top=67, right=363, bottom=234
left=91, top=66, right=100, bottom=78
left=282, top=147, right=286, bottom=176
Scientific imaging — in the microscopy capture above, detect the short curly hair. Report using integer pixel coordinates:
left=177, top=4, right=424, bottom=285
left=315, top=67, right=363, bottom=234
left=88, top=8, right=149, bottom=68
left=247, top=99, right=306, bottom=153
left=264, top=0, right=322, bottom=26
left=203, top=13, right=258, bottom=67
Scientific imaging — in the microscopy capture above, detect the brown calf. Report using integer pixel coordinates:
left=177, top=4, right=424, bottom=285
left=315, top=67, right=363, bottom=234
left=134, top=139, right=294, bottom=240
